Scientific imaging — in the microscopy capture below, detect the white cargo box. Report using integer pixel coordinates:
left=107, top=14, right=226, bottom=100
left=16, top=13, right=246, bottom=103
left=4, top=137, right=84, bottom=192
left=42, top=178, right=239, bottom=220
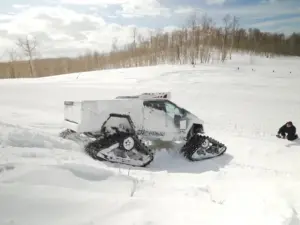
left=63, top=99, right=144, bottom=133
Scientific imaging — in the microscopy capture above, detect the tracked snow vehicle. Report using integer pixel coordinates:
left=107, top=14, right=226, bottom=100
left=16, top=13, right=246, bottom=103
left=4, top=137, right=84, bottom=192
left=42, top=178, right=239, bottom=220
left=59, top=92, right=227, bottom=167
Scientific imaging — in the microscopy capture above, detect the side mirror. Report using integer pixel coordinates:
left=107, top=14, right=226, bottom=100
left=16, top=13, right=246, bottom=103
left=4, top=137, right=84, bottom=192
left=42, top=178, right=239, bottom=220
left=180, top=108, right=186, bottom=115
left=180, top=120, right=187, bottom=130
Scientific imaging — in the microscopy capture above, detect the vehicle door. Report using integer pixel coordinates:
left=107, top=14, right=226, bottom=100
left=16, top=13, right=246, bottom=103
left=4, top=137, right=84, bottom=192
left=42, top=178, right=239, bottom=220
left=164, top=100, right=187, bottom=140
left=142, top=100, right=167, bottom=139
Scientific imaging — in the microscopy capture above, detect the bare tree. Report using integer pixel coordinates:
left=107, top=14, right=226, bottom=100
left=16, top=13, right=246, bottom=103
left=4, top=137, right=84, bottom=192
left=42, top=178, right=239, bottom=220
left=1, top=13, right=300, bottom=79
left=221, top=14, right=232, bottom=62
left=131, top=27, right=138, bottom=66
left=16, top=35, right=38, bottom=77
left=111, top=37, right=118, bottom=52
left=199, top=14, right=214, bottom=63
left=7, top=48, right=20, bottom=78
left=186, top=12, right=198, bottom=66
left=229, top=16, right=239, bottom=59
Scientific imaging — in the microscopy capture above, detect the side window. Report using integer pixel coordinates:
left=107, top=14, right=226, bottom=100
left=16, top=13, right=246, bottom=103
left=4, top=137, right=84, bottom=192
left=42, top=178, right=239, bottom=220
left=165, top=102, right=182, bottom=118
left=144, top=101, right=165, bottom=112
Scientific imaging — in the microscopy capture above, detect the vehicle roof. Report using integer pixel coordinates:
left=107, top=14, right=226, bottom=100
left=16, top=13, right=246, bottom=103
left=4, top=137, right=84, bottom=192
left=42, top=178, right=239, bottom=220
left=118, top=98, right=169, bottom=102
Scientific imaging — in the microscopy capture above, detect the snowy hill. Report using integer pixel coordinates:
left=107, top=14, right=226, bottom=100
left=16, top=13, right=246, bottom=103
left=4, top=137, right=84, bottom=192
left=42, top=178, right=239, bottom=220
left=0, top=54, right=300, bottom=225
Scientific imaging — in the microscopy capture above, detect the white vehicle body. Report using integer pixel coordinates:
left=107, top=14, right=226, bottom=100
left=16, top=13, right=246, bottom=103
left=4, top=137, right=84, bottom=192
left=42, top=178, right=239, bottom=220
left=63, top=92, right=204, bottom=142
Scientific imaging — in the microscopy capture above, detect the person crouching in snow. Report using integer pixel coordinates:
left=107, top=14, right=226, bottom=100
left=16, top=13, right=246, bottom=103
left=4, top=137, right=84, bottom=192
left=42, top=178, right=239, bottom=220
left=277, top=121, right=298, bottom=141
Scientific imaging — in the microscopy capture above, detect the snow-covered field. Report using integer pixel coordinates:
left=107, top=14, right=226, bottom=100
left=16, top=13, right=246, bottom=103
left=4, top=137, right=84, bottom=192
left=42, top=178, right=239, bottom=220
left=0, top=54, right=300, bottom=225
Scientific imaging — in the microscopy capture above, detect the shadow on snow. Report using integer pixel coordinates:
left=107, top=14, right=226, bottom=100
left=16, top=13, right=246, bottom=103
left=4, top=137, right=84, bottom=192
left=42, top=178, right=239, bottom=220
left=100, top=149, right=233, bottom=175
left=286, top=140, right=300, bottom=148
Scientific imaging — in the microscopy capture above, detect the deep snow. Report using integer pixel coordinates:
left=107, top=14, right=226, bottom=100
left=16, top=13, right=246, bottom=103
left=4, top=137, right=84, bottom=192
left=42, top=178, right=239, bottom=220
left=0, top=54, right=300, bottom=225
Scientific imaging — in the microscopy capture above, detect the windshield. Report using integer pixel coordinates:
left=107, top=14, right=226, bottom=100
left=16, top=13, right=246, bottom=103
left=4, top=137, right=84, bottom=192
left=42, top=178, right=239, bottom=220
left=165, top=101, right=183, bottom=118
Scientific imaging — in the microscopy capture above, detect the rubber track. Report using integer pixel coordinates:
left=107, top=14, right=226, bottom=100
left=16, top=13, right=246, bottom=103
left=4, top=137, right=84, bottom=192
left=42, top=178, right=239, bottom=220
left=180, top=134, right=227, bottom=161
left=84, top=132, right=154, bottom=167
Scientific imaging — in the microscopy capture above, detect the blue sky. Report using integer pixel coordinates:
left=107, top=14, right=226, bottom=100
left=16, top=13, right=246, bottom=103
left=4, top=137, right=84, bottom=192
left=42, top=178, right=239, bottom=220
left=0, top=0, right=299, bottom=58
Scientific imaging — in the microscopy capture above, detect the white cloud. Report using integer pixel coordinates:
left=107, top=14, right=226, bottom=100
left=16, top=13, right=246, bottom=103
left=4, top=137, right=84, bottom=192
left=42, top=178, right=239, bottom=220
left=12, top=4, right=30, bottom=9
left=205, top=0, right=227, bottom=5
left=0, top=6, right=153, bottom=59
left=174, top=0, right=300, bottom=22
left=265, top=0, right=298, bottom=3
left=0, top=14, right=14, bottom=22
left=59, top=0, right=128, bottom=5
left=227, top=5, right=300, bottom=21
left=176, top=3, right=300, bottom=22
left=60, top=0, right=171, bottom=18
left=0, top=0, right=298, bottom=60
left=250, top=16, right=300, bottom=29
left=173, top=6, right=195, bottom=14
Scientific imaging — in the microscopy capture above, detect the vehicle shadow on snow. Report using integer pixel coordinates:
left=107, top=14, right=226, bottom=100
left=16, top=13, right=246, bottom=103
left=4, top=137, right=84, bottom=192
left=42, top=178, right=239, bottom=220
left=145, top=150, right=233, bottom=174
left=98, top=149, right=233, bottom=174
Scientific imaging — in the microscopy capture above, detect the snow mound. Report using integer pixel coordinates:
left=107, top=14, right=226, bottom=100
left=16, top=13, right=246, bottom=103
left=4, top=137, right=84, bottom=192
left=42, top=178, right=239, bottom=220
left=0, top=161, right=141, bottom=225
left=0, top=121, right=79, bottom=150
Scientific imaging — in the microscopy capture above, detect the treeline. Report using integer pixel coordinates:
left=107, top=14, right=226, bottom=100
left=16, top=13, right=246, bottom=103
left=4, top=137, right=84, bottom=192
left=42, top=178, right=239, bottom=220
left=0, top=13, right=299, bottom=79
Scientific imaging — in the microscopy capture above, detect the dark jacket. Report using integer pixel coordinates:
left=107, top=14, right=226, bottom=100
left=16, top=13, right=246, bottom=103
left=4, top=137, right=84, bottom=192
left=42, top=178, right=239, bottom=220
left=278, top=124, right=297, bottom=140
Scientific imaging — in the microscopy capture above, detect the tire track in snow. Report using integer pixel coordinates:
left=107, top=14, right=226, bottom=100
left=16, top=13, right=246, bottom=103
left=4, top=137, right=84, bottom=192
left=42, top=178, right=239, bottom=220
left=0, top=121, right=80, bottom=151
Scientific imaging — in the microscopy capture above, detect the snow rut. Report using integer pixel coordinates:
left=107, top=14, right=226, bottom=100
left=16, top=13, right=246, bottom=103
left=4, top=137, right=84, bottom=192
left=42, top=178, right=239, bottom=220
left=0, top=121, right=79, bottom=150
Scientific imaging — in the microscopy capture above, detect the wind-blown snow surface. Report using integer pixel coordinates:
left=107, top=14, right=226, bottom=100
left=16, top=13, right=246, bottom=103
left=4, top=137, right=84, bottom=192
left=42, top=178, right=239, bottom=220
left=1, top=54, right=300, bottom=225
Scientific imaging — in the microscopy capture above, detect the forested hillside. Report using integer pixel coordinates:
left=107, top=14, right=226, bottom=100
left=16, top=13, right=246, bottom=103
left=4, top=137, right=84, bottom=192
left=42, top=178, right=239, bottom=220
left=1, top=13, right=299, bottom=78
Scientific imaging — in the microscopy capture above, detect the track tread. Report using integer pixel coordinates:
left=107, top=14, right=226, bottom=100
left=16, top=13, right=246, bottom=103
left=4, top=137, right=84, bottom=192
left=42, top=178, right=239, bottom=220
left=84, top=132, right=154, bottom=167
left=180, top=134, right=227, bottom=161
